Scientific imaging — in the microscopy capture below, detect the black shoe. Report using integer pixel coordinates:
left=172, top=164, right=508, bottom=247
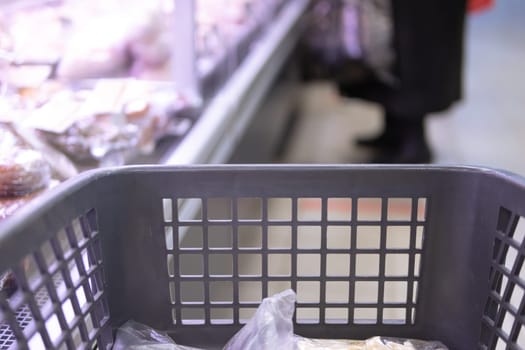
left=369, top=116, right=432, bottom=164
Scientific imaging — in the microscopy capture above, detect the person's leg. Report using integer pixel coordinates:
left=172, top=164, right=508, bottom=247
left=371, top=113, right=432, bottom=163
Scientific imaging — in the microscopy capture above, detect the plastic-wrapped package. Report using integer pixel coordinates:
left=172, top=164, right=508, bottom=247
left=0, top=125, right=64, bottom=223
left=120, top=82, right=179, bottom=153
left=113, top=320, right=202, bottom=350
left=127, top=1, right=173, bottom=75
left=112, top=291, right=296, bottom=350
left=10, top=125, right=79, bottom=181
left=0, top=148, right=51, bottom=197
left=0, top=181, right=57, bottom=220
left=112, top=290, right=448, bottom=349
left=0, top=124, right=21, bottom=150
left=1, top=0, right=174, bottom=82
left=1, top=87, right=77, bottom=179
left=295, top=337, right=448, bottom=350
left=0, top=4, right=64, bottom=64
left=57, top=0, right=174, bottom=80
left=0, top=3, right=65, bottom=86
left=56, top=16, right=131, bottom=80
left=0, top=271, right=17, bottom=298
left=223, top=289, right=296, bottom=350
left=0, top=65, right=55, bottom=88
left=0, top=127, right=51, bottom=197
left=42, top=115, right=141, bottom=164
left=225, top=290, right=448, bottom=349
left=30, top=80, right=177, bottom=164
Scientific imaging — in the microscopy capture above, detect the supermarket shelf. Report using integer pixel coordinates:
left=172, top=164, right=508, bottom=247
left=162, top=0, right=310, bottom=165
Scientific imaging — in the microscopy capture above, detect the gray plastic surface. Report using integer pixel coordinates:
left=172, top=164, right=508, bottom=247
left=0, top=165, right=524, bottom=350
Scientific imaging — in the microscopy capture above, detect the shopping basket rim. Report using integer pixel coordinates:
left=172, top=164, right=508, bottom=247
left=0, top=163, right=523, bottom=252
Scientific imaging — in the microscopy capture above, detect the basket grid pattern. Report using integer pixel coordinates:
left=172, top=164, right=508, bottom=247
left=480, top=207, right=525, bottom=349
left=163, top=195, right=428, bottom=327
left=0, top=209, right=108, bottom=350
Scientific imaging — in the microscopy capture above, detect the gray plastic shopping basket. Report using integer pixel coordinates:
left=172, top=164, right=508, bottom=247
left=0, top=165, right=524, bottom=350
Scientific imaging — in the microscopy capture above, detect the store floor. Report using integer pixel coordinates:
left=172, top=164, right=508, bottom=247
left=280, top=0, right=525, bottom=176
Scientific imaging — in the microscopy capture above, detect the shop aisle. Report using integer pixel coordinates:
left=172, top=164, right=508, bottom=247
left=281, top=0, right=525, bottom=175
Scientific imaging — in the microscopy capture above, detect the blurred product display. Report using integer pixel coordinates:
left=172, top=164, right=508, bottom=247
left=33, top=79, right=182, bottom=164
left=0, top=126, right=50, bottom=198
left=0, top=0, right=291, bottom=220
left=0, top=0, right=175, bottom=82
left=196, top=0, right=285, bottom=74
left=0, top=125, right=59, bottom=221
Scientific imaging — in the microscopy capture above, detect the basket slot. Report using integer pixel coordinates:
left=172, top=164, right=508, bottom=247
left=164, top=195, right=429, bottom=328
left=480, top=209, right=525, bottom=349
left=0, top=209, right=108, bottom=350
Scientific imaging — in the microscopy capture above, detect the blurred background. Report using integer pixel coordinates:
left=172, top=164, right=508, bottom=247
left=284, top=0, right=525, bottom=175
left=0, top=0, right=524, bottom=213
left=1, top=1, right=525, bottom=348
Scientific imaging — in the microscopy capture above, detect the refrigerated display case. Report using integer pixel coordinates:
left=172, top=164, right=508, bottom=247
left=193, top=0, right=289, bottom=99
left=0, top=0, right=178, bottom=81
left=0, top=0, right=196, bottom=168
left=0, top=0, right=310, bottom=218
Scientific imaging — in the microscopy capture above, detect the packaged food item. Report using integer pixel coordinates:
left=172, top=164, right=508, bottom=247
left=10, top=124, right=79, bottom=180
left=0, top=148, right=51, bottom=197
left=0, top=125, right=64, bottom=224
left=127, top=1, right=174, bottom=78
left=295, top=337, right=448, bottom=350
left=0, top=65, right=55, bottom=88
left=55, top=16, right=131, bottom=80
left=18, top=79, right=176, bottom=164
left=41, top=114, right=141, bottom=164
left=114, top=289, right=448, bottom=350
left=224, top=290, right=448, bottom=349
left=56, top=0, right=175, bottom=80
left=2, top=0, right=176, bottom=83
left=0, top=126, right=51, bottom=197
left=0, top=1, right=65, bottom=86
left=2, top=76, right=189, bottom=167
left=0, top=271, right=17, bottom=298
left=0, top=5, right=64, bottom=62
left=0, top=179, right=59, bottom=221
left=113, top=320, right=202, bottom=350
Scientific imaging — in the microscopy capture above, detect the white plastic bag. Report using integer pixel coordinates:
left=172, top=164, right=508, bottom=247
left=113, top=320, right=202, bottom=350
left=112, top=291, right=296, bottom=350
left=113, top=291, right=448, bottom=350
left=223, top=289, right=296, bottom=350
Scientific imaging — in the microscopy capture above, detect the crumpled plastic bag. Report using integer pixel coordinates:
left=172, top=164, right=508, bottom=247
left=224, top=289, right=447, bottom=350
left=112, top=320, right=201, bottom=350
left=114, top=290, right=448, bottom=350
left=223, top=289, right=296, bottom=350
left=113, top=290, right=296, bottom=350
